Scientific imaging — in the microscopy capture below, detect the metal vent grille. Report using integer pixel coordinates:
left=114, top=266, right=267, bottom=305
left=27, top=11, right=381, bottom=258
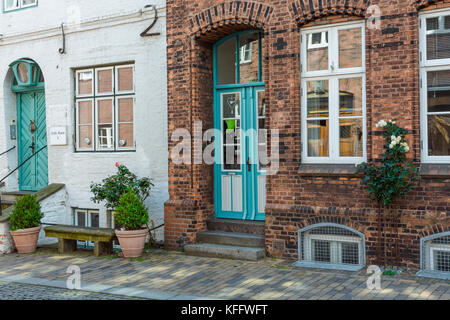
left=423, top=234, right=450, bottom=273
left=299, top=224, right=363, bottom=267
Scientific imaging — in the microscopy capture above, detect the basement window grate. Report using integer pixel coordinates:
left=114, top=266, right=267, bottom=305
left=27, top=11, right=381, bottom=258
left=296, top=223, right=365, bottom=271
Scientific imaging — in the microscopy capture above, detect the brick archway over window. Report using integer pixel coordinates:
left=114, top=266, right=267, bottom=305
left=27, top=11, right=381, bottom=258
left=289, top=0, right=367, bottom=26
left=188, top=1, right=274, bottom=42
left=416, top=0, right=450, bottom=9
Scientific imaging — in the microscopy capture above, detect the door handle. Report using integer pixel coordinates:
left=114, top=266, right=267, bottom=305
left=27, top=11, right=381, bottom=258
left=247, top=157, right=251, bottom=172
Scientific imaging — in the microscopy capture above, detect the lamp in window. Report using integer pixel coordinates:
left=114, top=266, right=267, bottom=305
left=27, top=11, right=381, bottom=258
left=9, top=59, right=41, bottom=87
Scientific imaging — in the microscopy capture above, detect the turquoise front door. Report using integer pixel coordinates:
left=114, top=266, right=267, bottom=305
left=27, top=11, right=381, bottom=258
left=17, top=90, right=48, bottom=191
left=214, top=86, right=266, bottom=221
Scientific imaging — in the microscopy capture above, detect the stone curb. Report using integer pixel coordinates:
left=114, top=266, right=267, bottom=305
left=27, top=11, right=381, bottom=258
left=0, top=274, right=219, bottom=300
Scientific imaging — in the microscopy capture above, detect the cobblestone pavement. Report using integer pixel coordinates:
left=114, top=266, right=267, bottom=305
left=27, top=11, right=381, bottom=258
left=0, top=248, right=448, bottom=300
left=0, top=280, right=143, bottom=300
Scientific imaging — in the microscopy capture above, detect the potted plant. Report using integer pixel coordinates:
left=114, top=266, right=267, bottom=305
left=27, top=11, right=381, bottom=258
left=113, top=190, right=149, bottom=258
left=9, top=194, right=44, bottom=254
left=90, top=163, right=154, bottom=211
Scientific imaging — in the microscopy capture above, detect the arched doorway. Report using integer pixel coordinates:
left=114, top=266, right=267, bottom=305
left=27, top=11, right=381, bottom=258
left=213, top=30, right=266, bottom=221
left=9, top=59, right=48, bottom=191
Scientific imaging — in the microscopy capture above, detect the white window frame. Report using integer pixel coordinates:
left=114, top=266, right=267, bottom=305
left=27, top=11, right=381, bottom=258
left=74, top=64, right=135, bottom=152
left=301, top=21, right=366, bottom=164
left=75, top=69, right=94, bottom=98
left=115, top=64, right=135, bottom=95
left=95, top=97, right=115, bottom=151
left=304, top=233, right=362, bottom=265
left=74, top=209, right=100, bottom=247
left=420, top=9, right=450, bottom=163
left=75, top=98, right=95, bottom=151
left=4, top=0, right=37, bottom=12
left=115, top=95, right=136, bottom=150
left=430, top=245, right=450, bottom=271
left=307, top=31, right=328, bottom=50
left=95, top=66, right=115, bottom=96
left=239, top=43, right=253, bottom=64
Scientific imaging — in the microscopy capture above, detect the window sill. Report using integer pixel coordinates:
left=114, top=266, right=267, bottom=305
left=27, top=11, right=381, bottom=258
left=419, top=164, right=450, bottom=179
left=298, top=164, right=362, bottom=177
left=416, top=270, right=450, bottom=281
left=292, top=261, right=364, bottom=272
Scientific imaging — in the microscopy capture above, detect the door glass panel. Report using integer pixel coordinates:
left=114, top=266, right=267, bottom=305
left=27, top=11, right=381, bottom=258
left=339, top=28, right=362, bottom=69
left=307, top=120, right=329, bottom=157
left=307, top=80, right=329, bottom=118
left=339, top=78, right=363, bottom=116
left=307, top=31, right=328, bottom=72
left=222, top=93, right=241, bottom=170
left=217, top=38, right=237, bottom=85
left=239, top=32, right=260, bottom=83
left=257, top=91, right=267, bottom=170
left=340, top=119, right=363, bottom=157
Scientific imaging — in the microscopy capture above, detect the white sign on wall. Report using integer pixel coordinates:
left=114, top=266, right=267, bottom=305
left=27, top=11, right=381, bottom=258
left=50, top=126, right=67, bottom=146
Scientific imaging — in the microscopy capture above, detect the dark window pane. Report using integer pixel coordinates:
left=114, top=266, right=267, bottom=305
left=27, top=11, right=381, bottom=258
left=341, top=242, right=359, bottom=265
left=312, top=240, right=331, bottom=262
left=77, top=211, right=86, bottom=227
left=90, top=212, right=99, bottom=228
left=435, top=251, right=450, bottom=272
left=217, top=37, right=236, bottom=85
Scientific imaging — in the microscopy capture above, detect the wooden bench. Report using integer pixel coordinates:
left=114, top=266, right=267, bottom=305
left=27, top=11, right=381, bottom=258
left=44, top=225, right=117, bottom=257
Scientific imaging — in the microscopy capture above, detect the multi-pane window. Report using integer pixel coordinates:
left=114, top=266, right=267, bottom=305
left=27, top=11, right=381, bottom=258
left=4, top=0, right=37, bottom=11
left=74, top=209, right=99, bottom=247
left=420, top=11, right=450, bottom=162
left=75, top=64, right=135, bottom=152
left=421, top=233, right=450, bottom=275
left=297, top=224, right=365, bottom=270
left=301, top=22, right=366, bottom=163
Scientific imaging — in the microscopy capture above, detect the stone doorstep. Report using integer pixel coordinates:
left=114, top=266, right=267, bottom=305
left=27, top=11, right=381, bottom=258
left=206, top=218, right=265, bottom=235
left=184, top=243, right=266, bottom=261
left=197, top=230, right=265, bottom=248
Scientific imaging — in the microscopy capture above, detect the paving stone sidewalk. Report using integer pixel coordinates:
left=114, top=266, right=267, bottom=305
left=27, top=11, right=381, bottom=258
left=0, top=248, right=448, bottom=300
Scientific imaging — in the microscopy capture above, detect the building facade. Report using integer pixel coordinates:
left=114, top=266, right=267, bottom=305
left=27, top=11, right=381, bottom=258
left=165, top=0, right=450, bottom=276
left=0, top=0, right=168, bottom=245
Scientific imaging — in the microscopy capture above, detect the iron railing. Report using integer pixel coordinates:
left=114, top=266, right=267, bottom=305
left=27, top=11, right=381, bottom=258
left=0, top=145, right=47, bottom=216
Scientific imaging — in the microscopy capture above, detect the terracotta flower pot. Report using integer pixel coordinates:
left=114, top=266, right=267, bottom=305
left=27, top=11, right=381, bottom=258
left=10, top=225, right=41, bottom=254
left=115, top=229, right=148, bottom=258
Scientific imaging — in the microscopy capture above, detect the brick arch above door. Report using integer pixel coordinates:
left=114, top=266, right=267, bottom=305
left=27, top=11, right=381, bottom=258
left=188, top=1, right=274, bottom=42
left=289, top=0, right=367, bottom=27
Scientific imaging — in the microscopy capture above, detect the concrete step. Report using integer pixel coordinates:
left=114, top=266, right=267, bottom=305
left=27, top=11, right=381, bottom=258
left=206, top=218, right=265, bottom=235
left=184, top=243, right=265, bottom=261
left=1, top=191, right=35, bottom=202
left=197, top=231, right=265, bottom=248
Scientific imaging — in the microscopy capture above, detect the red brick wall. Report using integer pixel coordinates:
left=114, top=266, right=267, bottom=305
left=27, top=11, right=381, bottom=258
left=166, top=0, right=450, bottom=269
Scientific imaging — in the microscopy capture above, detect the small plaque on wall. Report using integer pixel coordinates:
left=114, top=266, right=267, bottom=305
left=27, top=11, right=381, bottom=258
left=49, top=127, right=67, bottom=146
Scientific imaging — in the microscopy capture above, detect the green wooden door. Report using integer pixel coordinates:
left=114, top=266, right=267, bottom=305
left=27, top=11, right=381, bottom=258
left=17, top=90, right=48, bottom=191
